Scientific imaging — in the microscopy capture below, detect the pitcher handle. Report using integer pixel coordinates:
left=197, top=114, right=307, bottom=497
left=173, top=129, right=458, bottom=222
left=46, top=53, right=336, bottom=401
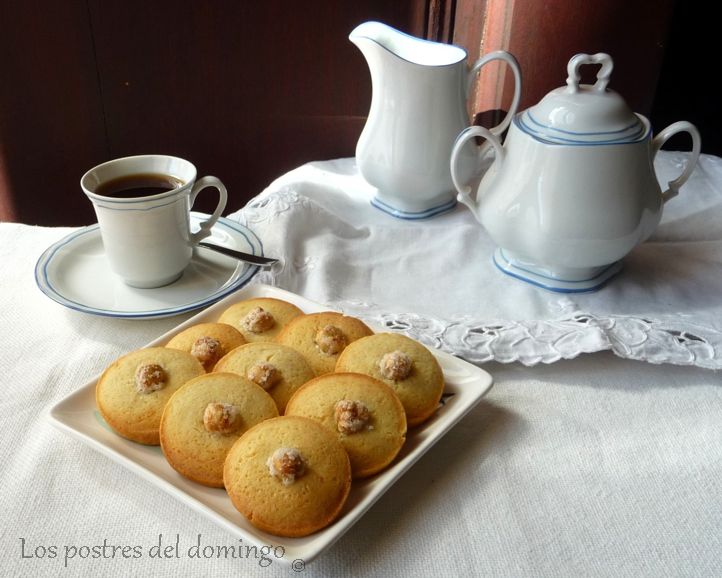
left=467, top=50, right=522, bottom=136
left=651, top=121, right=702, bottom=203
left=450, top=126, right=505, bottom=212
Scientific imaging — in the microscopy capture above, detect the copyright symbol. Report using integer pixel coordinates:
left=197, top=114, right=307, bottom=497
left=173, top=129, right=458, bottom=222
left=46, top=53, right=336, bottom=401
left=291, top=558, right=305, bottom=572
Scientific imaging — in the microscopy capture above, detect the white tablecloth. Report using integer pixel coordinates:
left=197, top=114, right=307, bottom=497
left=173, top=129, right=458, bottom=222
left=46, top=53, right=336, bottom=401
left=1, top=154, right=721, bottom=577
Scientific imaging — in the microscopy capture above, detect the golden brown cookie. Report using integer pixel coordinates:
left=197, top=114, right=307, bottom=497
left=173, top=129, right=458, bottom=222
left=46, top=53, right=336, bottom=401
left=335, top=333, right=444, bottom=427
left=159, top=372, right=278, bottom=487
left=217, top=297, right=304, bottom=342
left=95, top=347, right=205, bottom=445
left=285, top=373, right=406, bottom=478
left=275, top=312, right=374, bottom=375
left=165, top=322, right=246, bottom=371
left=213, top=342, right=315, bottom=414
left=223, top=415, right=351, bottom=538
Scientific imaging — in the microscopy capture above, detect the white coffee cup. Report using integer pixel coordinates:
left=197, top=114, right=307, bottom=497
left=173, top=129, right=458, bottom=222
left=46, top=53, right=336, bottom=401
left=81, top=154, right=228, bottom=288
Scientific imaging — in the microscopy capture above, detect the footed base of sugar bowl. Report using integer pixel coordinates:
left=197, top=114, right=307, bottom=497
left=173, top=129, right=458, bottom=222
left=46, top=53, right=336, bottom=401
left=493, top=248, right=623, bottom=293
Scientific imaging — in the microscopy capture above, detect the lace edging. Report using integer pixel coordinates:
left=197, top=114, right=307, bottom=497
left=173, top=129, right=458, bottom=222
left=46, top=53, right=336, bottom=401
left=330, top=301, right=722, bottom=369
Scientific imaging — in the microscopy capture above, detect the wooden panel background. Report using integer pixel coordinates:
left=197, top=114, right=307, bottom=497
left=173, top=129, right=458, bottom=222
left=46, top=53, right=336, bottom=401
left=0, top=1, right=426, bottom=225
left=501, top=0, right=674, bottom=116
left=0, top=1, right=107, bottom=225
left=649, top=0, right=721, bottom=153
left=454, top=0, right=675, bottom=128
left=1, top=1, right=715, bottom=226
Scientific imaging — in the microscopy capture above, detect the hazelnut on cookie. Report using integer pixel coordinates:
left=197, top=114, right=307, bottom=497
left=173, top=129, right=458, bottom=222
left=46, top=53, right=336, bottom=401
left=224, top=416, right=351, bottom=537
left=285, top=372, right=406, bottom=478
left=335, top=333, right=444, bottom=427
left=165, top=322, right=245, bottom=371
left=95, top=347, right=205, bottom=445
left=275, top=312, right=373, bottom=375
left=218, top=298, right=304, bottom=343
left=160, top=372, right=278, bottom=487
left=214, top=342, right=315, bottom=413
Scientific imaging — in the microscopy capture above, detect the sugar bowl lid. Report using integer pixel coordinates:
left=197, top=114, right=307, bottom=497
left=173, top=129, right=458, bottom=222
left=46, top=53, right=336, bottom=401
left=517, top=53, right=648, bottom=145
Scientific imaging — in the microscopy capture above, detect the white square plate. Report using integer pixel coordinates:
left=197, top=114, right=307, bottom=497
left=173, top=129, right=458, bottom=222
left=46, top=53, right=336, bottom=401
left=48, top=284, right=493, bottom=566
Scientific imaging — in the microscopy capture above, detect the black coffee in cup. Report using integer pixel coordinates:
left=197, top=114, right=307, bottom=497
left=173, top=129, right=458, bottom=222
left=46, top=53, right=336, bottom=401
left=95, top=173, right=185, bottom=199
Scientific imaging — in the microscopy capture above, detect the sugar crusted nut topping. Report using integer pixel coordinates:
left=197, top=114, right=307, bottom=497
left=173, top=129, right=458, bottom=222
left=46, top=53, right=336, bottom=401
left=203, top=402, right=240, bottom=434
left=315, top=324, right=347, bottom=356
left=246, top=362, right=281, bottom=390
left=334, top=399, right=371, bottom=434
left=191, top=336, right=223, bottom=369
left=267, top=447, right=306, bottom=485
left=134, top=363, right=167, bottom=394
left=242, top=307, right=275, bottom=333
left=379, top=350, right=413, bottom=381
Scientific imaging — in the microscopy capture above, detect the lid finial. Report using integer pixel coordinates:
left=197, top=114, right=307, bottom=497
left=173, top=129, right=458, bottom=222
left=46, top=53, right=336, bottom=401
left=566, top=53, right=613, bottom=94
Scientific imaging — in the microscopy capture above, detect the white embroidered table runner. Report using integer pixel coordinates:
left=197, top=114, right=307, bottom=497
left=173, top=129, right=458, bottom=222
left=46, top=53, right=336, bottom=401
left=227, top=152, right=722, bottom=369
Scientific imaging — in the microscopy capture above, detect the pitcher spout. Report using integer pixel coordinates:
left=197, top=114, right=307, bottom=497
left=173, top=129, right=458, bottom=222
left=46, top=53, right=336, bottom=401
left=348, top=21, right=389, bottom=68
left=349, top=21, right=388, bottom=45
left=349, top=21, right=466, bottom=67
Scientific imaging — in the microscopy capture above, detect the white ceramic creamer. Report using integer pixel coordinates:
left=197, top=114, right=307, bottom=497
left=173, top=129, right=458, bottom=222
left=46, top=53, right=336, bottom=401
left=350, top=21, right=520, bottom=219
left=450, top=53, right=702, bottom=292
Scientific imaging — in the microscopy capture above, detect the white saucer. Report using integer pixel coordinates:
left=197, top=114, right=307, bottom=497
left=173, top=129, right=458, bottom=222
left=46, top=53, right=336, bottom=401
left=35, top=213, right=263, bottom=319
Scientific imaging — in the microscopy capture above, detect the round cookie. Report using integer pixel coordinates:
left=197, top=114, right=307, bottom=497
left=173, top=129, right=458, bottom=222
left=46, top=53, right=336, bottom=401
left=285, top=373, right=407, bottom=478
left=96, top=347, right=205, bottom=445
left=160, top=372, right=278, bottom=487
left=335, top=333, right=444, bottom=427
left=214, top=342, right=315, bottom=413
left=165, top=322, right=246, bottom=371
left=275, top=312, right=374, bottom=375
left=218, top=298, right=304, bottom=342
left=224, top=415, right=351, bottom=537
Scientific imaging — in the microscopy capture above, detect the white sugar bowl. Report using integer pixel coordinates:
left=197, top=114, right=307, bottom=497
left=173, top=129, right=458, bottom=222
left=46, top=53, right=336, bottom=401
left=450, top=53, right=702, bottom=292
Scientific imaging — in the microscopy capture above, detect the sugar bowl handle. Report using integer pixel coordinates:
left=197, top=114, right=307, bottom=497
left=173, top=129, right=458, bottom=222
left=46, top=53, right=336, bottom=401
left=651, top=121, right=702, bottom=203
left=566, top=53, right=613, bottom=93
left=450, top=126, right=505, bottom=220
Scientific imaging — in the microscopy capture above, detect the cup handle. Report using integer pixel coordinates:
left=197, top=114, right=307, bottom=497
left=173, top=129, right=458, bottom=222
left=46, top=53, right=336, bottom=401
left=450, top=126, right=505, bottom=213
left=651, top=121, right=702, bottom=203
left=188, top=176, right=228, bottom=244
left=466, top=50, right=522, bottom=136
